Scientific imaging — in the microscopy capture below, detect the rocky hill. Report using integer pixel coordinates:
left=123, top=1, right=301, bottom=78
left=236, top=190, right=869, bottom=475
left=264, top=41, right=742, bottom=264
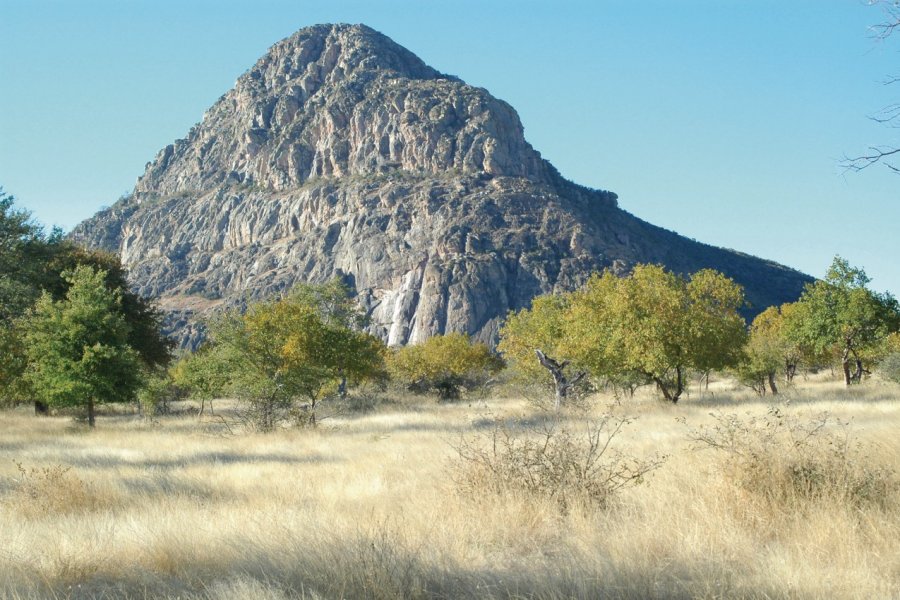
left=72, top=24, right=811, bottom=348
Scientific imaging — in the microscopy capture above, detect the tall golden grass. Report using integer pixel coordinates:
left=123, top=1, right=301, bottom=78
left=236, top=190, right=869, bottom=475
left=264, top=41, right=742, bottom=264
left=0, top=375, right=898, bottom=599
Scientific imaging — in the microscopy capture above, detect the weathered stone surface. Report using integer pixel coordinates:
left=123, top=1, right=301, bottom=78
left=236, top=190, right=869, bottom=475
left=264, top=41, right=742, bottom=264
left=71, top=24, right=811, bottom=348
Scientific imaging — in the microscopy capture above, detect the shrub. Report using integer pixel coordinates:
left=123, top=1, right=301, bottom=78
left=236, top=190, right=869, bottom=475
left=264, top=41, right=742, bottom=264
left=687, top=407, right=897, bottom=509
left=878, top=352, right=900, bottom=384
left=453, top=411, right=665, bottom=511
left=6, top=462, right=112, bottom=518
left=387, top=333, right=503, bottom=400
left=137, top=370, right=184, bottom=416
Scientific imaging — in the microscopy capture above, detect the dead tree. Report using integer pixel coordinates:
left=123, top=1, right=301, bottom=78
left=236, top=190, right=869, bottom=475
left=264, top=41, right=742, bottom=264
left=535, top=349, right=585, bottom=411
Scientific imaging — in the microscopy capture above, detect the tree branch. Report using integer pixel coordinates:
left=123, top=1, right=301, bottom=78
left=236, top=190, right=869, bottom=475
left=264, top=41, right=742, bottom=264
left=841, top=146, right=900, bottom=173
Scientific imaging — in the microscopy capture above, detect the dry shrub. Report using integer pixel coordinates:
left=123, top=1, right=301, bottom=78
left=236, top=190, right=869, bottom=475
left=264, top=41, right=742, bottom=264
left=687, top=406, right=897, bottom=510
left=326, top=523, right=429, bottom=599
left=880, top=351, right=900, bottom=384
left=5, top=461, right=113, bottom=518
left=453, top=412, right=666, bottom=511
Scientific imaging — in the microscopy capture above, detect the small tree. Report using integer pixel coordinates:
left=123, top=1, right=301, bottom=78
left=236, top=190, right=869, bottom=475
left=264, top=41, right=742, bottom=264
left=206, top=285, right=385, bottom=430
left=387, top=333, right=503, bottom=400
left=171, top=345, right=233, bottom=416
left=879, top=346, right=900, bottom=385
left=21, top=266, right=142, bottom=427
left=286, top=277, right=373, bottom=397
left=136, top=369, right=184, bottom=417
left=736, top=305, right=802, bottom=395
left=790, top=256, right=900, bottom=385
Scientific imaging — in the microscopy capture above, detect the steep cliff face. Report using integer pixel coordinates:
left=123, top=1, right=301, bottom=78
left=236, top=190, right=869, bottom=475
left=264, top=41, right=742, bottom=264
left=72, top=24, right=810, bottom=348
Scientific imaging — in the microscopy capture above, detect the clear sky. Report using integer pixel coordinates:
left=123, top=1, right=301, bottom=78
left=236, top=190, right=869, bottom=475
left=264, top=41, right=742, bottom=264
left=1, top=0, right=898, bottom=296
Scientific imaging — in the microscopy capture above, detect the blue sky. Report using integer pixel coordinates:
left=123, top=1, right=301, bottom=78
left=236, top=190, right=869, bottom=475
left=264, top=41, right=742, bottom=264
left=1, top=0, right=898, bottom=296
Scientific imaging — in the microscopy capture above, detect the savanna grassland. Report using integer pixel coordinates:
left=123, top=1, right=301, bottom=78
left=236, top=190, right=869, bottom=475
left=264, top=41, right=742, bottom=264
left=1, top=376, right=898, bottom=600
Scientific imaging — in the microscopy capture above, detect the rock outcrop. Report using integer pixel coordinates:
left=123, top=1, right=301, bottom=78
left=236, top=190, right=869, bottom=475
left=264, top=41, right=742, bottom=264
left=72, top=24, right=811, bottom=348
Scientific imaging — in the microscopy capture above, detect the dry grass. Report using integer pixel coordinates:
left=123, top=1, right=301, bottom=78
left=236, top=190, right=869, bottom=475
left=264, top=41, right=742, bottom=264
left=0, top=375, right=898, bottom=599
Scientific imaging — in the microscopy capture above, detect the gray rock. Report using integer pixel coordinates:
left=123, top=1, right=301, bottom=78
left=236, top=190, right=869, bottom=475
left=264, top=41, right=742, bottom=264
left=71, top=24, right=811, bottom=348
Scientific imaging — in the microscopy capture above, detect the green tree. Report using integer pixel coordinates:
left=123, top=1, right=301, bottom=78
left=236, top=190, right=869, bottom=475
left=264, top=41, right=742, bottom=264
left=287, top=277, right=370, bottom=397
left=790, top=256, right=900, bottom=385
left=136, top=368, right=184, bottom=417
left=387, top=333, right=503, bottom=400
left=171, top=345, right=233, bottom=416
left=42, top=245, right=173, bottom=370
left=874, top=333, right=900, bottom=384
left=0, top=188, right=53, bottom=321
left=22, top=266, right=142, bottom=427
left=0, top=324, right=28, bottom=405
left=0, top=190, right=54, bottom=404
left=566, top=265, right=747, bottom=403
left=0, top=192, right=171, bottom=409
left=206, top=285, right=385, bottom=430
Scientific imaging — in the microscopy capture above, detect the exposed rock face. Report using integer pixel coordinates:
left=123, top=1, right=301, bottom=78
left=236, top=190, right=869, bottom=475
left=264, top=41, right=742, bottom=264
left=72, top=24, right=811, bottom=348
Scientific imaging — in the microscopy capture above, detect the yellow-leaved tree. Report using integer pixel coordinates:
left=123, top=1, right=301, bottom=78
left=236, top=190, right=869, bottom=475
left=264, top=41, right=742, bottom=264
left=501, top=265, right=748, bottom=405
left=195, top=280, right=386, bottom=430
left=387, top=333, right=503, bottom=400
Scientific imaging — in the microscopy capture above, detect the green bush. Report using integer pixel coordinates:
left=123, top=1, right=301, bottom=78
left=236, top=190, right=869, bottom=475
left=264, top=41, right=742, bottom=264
left=137, top=370, right=184, bottom=416
left=387, top=333, right=503, bottom=400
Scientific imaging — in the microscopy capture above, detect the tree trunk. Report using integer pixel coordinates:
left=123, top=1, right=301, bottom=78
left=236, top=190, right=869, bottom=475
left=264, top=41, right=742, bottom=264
left=850, top=349, right=867, bottom=383
left=654, top=367, right=684, bottom=404
left=34, top=400, right=49, bottom=416
left=87, top=397, right=96, bottom=428
left=535, top=350, right=584, bottom=411
left=654, top=378, right=673, bottom=402
left=309, top=399, right=317, bottom=428
left=785, top=361, right=796, bottom=383
left=767, top=371, right=778, bottom=395
left=554, top=384, right=565, bottom=411
left=841, top=347, right=852, bottom=386
left=338, top=369, right=347, bottom=399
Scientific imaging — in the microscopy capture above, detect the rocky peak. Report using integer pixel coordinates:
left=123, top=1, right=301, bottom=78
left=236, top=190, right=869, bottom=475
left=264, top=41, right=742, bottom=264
left=73, top=24, right=811, bottom=349
left=133, top=23, right=549, bottom=200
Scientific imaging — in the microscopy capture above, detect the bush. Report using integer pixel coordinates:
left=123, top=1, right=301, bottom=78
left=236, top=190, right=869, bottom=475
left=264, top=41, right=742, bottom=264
left=6, top=462, right=113, bottom=518
left=878, top=352, right=900, bottom=384
left=137, top=370, right=184, bottom=416
left=687, top=407, right=897, bottom=509
left=453, top=411, right=665, bottom=511
left=387, top=333, right=503, bottom=400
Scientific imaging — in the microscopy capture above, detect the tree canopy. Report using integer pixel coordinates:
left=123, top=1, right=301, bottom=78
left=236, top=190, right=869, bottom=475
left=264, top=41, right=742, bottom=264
left=201, top=282, right=386, bottom=430
left=500, top=265, right=748, bottom=404
left=22, top=265, right=143, bottom=426
left=0, top=191, right=171, bottom=407
left=387, top=333, right=503, bottom=400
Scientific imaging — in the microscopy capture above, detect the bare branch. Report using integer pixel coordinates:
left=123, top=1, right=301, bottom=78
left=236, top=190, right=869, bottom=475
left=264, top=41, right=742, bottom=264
left=841, top=146, right=900, bottom=172
left=850, top=1, right=900, bottom=173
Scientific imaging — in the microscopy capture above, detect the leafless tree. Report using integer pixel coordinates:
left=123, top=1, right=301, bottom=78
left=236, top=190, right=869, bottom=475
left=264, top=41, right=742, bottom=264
left=843, top=1, right=900, bottom=172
